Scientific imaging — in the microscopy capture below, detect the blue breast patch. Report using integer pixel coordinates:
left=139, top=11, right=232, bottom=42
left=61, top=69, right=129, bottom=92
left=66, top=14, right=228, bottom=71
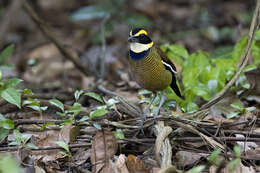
left=129, top=49, right=150, bottom=61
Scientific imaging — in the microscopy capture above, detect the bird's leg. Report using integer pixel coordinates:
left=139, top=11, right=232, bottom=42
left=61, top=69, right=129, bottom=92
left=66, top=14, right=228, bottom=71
left=143, top=93, right=157, bottom=116
left=140, top=93, right=157, bottom=134
left=154, top=91, right=166, bottom=118
left=150, top=91, right=166, bottom=136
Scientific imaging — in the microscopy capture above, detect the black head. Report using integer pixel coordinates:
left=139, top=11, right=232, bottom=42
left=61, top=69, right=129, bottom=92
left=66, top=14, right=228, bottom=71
left=128, top=28, right=152, bottom=44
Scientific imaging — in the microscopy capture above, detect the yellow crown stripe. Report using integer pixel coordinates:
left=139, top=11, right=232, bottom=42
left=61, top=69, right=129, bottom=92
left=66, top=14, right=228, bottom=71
left=134, top=29, right=148, bottom=36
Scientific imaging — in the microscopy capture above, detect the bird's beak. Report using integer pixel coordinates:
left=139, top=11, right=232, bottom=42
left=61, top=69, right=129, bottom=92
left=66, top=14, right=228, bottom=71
left=128, top=36, right=139, bottom=43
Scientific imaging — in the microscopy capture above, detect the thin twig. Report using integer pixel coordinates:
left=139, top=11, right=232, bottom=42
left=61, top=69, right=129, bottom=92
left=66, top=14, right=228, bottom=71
left=0, top=143, right=91, bottom=152
left=22, top=1, right=90, bottom=77
left=200, top=0, right=260, bottom=110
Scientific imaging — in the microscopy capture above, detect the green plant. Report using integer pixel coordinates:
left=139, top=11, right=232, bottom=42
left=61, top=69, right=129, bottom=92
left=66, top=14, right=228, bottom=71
left=226, top=102, right=256, bottom=119
left=159, top=29, right=260, bottom=113
left=55, top=141, right=71, bottom=158
left=0, top=45, right=22, bottom=108
left=0, top=113, right=14, bottom=143
left=9, top=129, right=37, bottom=149
left=227, top=145, right=241, bottom=173
left=114, top=129, right=125, bottom=139
left=0, top=154, right=22, bottom=173
left=208, top=148, right=222, bottom=166
left=23, top=98, right=48, bottom=114
left=50, top=90, right=114, bottom=129
left=187, top=165, right=206, bottom=173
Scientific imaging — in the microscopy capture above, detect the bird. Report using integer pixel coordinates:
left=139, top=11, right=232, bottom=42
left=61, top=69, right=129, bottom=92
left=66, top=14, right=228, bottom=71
left=127, top=28, right=183, bottom=129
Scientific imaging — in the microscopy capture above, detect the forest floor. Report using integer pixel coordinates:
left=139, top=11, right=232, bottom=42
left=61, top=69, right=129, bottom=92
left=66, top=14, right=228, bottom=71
left=0, top=0, right=260, bottom=173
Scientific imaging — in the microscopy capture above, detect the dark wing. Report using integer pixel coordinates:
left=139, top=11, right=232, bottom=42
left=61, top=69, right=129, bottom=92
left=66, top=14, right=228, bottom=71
left=156, top=47, right=184, bottom=99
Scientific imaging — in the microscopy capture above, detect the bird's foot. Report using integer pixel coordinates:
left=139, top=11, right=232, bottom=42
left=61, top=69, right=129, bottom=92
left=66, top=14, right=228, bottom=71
left=139, top=112, right=149, bottom=135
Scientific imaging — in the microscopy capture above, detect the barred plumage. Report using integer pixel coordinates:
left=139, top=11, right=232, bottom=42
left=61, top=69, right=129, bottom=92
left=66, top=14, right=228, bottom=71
left=128, top=28, right=183, bottom=131
left=129, top=46, right=172, bottom=91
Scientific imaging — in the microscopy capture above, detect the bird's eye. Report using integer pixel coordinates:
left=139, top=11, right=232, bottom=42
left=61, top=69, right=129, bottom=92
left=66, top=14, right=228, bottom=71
left=139, top=34, right=145, bottom=40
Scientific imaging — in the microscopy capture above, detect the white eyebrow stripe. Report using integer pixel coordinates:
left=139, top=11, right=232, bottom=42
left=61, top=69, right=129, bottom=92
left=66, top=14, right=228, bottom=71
left=162, top=60, right=177, bottom=74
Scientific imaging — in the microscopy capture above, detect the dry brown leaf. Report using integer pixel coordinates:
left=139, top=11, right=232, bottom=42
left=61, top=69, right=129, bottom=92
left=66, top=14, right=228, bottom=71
left=126, top=154, right=149, bottom=173
left=73, top=148, right=91, bottom=166
left=209, top=162, right=255, bottom=173
left=59, top=124, right=80, bottom=144
left=157, top=165, right=180, bottom=173
left=91, top=129, right=118, bottom=173
left=245, top=147, right=260, bottom=159
left=175, top=151, right=206, bottom=168
left=116, top=154, right=129, bottom=173
left=245, top=69, right=260, bottom=95
left=33, top=124, right=79, bottom=162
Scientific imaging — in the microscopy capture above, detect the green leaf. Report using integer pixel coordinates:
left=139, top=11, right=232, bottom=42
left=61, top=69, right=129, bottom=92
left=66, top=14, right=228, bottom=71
left=90, top=108, right=108, bottom=120
left=226, top=112, right=239, bottom=119
left=0, top=45, right=14, bottom=64
left=60, top=151, right=68, bottom=157
left=227, top=158, right=241, bottom=173
left=0, top=128, right=9, bottom=143
left=230, top=102, right=244, bottom=111
left=115, top=129, right=125, bottom=139
left=23, top=88, right=33, bottom=95
left=84, top=92, right=104, bottom=103
left=207, top=79, right=218, bottom=94
left=61, top=119, right=73, bottom=127
left=23, top=98, right=39, bottom=106
left=74, top=90, right=84, bottom=101
left=245, top=106, right=256, bottom=113
left=137, top=90, right=152, bottom=96
left=167, top=44, right=189, bottom=59
left=233, top=145, right=241, bottom=158
left=0, top=119, right=14, bottom=129
left=49, top=99, right=64, bottom=112
left=243, top=64, right=257, bottom=72
left=57, top=112, right=66, bottom=118
left=209, top=148, right=221, bottom=166
left=40, top=106, right=48, bottom=111
left=27, top=106, right=41, bottom=112
left=56, top=141, right=69, bottom=152
left=0, top=154, right=21, bottom=173
left=184, top=102, right=198, bottom=113
left=93, top=122, right=102, bottom=130
left=66, top=102, right=81, bottom=116
left=79, top=116, right=89, bottom=122
left=188, top=165, right=206, bottom=173
left=106, top=98, right=119, bottom=107
left=232, top=36, right=248, bottom=61
left=3, top=78, right=22, bottom=89
left=21, top=133, right=32, bottom=144
left=40, top=122, right=55, bottom=130
left=0, top=114, right=5, bottom=120
left=13, top=129, right=22, bottom=145
left=1, top=88, right=21, bottom=108
left=26, top=143, right=38, bottom=149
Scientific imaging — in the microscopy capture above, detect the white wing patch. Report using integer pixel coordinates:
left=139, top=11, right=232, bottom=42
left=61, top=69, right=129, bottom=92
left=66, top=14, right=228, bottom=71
left=162, top=60, right=177, bottom=74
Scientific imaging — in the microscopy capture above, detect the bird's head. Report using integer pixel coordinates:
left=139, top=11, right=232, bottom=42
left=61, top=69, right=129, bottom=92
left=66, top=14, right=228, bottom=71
left=128, top=28, right=154, bottom=53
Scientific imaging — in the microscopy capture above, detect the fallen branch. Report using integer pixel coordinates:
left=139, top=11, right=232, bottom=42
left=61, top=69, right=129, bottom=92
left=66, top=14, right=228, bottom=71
left=200, top=0, right=260, bottom=110
left=0, top=143, right=91, bottom=152
left=22, top=1, right=90, bottom=77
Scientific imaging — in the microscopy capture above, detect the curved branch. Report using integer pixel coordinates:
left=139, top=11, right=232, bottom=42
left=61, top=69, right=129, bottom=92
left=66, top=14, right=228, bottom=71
left=200, top=0, right=260, bottom=110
